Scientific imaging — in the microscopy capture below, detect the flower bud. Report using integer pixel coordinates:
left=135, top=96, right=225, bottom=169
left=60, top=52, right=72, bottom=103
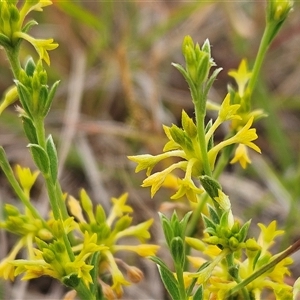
left=126, top=266, right=144, bottom=283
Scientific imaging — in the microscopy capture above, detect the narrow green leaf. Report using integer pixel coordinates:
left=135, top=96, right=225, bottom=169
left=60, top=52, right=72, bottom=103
left=159, top=212, right=173, bottom=248
left=179, top=211, right=192, bottom=239
left=238, top=219, right=251, bottom=243
left=21, top=115, right=38, bottom=144
left=193, top=285, right=203, bottom=300
left=38, top=85, right=48, bottom=116
left=42, top=80, right=60, bottom=117
left=28, top=144, right=49, bottom=175
left=207, top=205, right=220, bottom=225
left=170, top=237, right=185, bottom=266
left=15, top=81, right=33, bottom=118
left=200, top=175, right=222, bottom=199
left=202, top=214, right=217, bottom=231
left=46, top=135, right=58, bottom=182
left=157, top=264, right=180, bottom=300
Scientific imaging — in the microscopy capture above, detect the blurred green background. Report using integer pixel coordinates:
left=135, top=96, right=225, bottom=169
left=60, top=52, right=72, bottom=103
left=0, top=1, right=300, bottom=299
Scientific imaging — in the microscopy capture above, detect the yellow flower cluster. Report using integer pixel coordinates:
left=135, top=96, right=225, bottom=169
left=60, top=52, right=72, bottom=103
left=129, top=92, right=261, bottom=203
left=0, top=165, right=159, bottom=299
left=185, top=221, right=294, bottom=299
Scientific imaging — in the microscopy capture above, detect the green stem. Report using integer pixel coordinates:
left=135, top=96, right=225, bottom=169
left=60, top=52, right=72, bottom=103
left=175, top=262, right=187, bottom=300
left=76, top=281, right=97, bottom=300
left=186, top=193, right=207, bottom=238
left=226, top=253, right=251, bottom=300
left=193, top=88, right=212, bottom=177
left=0, top=147, right=45, bottom=224
left=4, top=46, right=22, bottom=79
left=247, top=23, right=275, bottom=97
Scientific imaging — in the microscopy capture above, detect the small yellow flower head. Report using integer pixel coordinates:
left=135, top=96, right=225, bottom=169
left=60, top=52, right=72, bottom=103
left=228, top=59, right=252, bottom=98
left=233, top=117, right=261, bottom=152
left=171, top=176, right=203, bottom=203
left=208, top=116, right=261, bottom=168
left=15, top=165, right=40, bottom=197
left=185, top=237, right=206, bottom=252
left=257, top=221, right=284, bottom=252
left=113, top=244, right=160, bottom=257
left=68, top=196, right=86, bottom=223
left=18, top=0, right=52, bottom=27
left=230, top=144, right=252, bottom=169
left=218, top=93, right=242, bottom=122
left=114, top=218, right=153, bottom=243
left=141, top=161, right=187, bottom=198
left=0, top=85, right=18, bottom=115
left=0, top=259, right=16, bottom=281
left=128, top=153, right=164, bottom=176
left=13, top=32, right=58, bottom=65
left=106, top=193, right=133, bottom=226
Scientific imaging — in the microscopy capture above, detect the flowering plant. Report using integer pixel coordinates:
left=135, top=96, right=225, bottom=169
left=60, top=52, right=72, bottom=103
left=0, top=1, right=158, bottom=299
left=0, top=1, right=299, bottom=300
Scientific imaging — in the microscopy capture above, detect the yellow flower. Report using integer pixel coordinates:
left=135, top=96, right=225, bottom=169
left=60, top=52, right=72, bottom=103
left=141, top=161, right=187, bottom=198
left=0, top=259, right=16, bottom=281
left=112, top=244, right=160, bottom=257
left=18, top=0, right=53, bottom=28
left=15, top=165, right=40, bottom=198
left=230, top=144, right=252, bottom=169
left=0, top=85, right=18, bottom=115
left=171, top=158, right=203, bottom=202
left=257, top=221, right=284, bottom=252
left=104, top=250, right=131, bottom=298
left=106, top=193, right=133, bottom=226
left=218, top=93, right=242, bottom=122
left=13, top=32, right=58, bottom=65
left=68, top=196, right=86, bottom=223
left=114, top=219, right=153, bottom=243
left=208, top=116, right=261, bottom=168
left=228, top=59, right=252, bottom=98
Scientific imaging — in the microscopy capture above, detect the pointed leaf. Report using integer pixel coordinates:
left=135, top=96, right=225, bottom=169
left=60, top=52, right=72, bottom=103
left=15, top=81, right=32, bottom=118
left=28, top=144, right=49, bottom=175
left=159, top=212, right=173, bottom=248
left=202, top=214, right=217, bottom=231
left=157, top=264, right=180, bottom=300
left=21, top=115, right=38, bottom=144
left=238, top=219, right=251, bottom=243
left=207, top=205, right=220, bottom=225
left=42, top=80, right=60, bottom=117
left=46, top=135, right=58, bottom=183
left=193, top=285, right=203, bottom=300
left=170, top=237, right=185, bottom=266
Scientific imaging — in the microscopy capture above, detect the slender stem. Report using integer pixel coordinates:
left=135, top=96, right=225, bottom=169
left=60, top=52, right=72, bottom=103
left=0, top=147, right=45, bottom=224
left=175, top=262, right=187, bottom=300
left=227, top=239, right=300, bottom=297
left=193, top=87, right=212, bottom=177
left=76, top=281, right=96, bottom=300
left=4, top=46, right=22, bottom=79
left=247, top=23, right=274, bottom=96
